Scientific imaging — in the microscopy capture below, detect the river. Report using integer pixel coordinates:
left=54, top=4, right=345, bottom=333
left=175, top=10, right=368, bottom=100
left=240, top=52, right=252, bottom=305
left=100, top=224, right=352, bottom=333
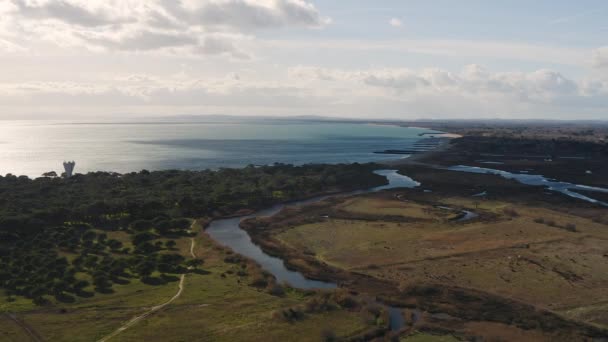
left=206, top=169, right=419, bottom=331
left=448, top=165, right=608, bottom=207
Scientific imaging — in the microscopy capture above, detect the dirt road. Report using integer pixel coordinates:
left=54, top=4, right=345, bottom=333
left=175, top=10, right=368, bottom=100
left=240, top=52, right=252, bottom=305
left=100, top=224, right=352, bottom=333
left=98, top=223, right=199, bottom=342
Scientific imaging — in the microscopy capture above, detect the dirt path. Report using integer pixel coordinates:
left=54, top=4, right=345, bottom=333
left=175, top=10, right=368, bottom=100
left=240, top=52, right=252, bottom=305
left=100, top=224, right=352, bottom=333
left=190, top=236, right=196, bottom=258
left=6, top=312, right=44, bottom=342
left=98, top=223, right=198, bottom=342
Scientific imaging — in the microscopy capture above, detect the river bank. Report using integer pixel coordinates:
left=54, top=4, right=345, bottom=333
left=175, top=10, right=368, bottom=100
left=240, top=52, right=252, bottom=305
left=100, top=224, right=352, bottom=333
left=240, top=191, right=608, bottom=340
left=204, top=166, right=608, bottom=340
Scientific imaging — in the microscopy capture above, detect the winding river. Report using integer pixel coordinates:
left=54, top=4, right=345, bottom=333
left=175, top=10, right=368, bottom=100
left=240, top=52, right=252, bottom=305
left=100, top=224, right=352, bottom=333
left=204, top=165, right=607, bottom=333
left=206, top=170, right=419, bottom=330
left=448, top=165, right=608, bottom=207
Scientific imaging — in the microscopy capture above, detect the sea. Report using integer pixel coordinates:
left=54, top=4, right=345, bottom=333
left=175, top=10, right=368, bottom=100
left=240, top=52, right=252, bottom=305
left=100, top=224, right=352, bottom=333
left=0, top=119, right=440, bottom=178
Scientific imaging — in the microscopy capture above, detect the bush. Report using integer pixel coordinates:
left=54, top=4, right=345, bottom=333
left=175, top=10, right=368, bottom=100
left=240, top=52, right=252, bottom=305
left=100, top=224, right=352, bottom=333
left=333, top=290, right=359, bottom=309
left=564, top=223, right=577, bottom=232
left=249, top=275, right=268, bottom=288
left=503, top=207, right=519, bottom=217
left=273, top=307, right=305, bottom=322
left=33, top=296, right=50, bottom=306
left=303, top=294, right=338, bottom=313
left=224, top=255, right=243, bottom=264
left=130, top=220, right=152, bottom=231
left=267, top=284, right=285, bottom=297
left=321, top=329, right=337, bottom=342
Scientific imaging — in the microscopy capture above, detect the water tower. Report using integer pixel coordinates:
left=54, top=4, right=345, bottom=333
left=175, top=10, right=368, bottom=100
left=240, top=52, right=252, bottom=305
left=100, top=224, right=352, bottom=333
left=63, top=161, right=76, bottom=178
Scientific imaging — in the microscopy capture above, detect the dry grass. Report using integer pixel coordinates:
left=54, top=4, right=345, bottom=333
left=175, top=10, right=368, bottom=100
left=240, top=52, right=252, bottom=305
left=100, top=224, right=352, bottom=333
left=273, top=194, right=608, bottom=328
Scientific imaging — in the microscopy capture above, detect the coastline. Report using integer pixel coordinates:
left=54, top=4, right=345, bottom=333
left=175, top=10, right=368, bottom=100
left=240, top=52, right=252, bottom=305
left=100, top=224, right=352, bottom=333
left=2, top=120, right=448, bottom=178
left=381, top=136, right=455, bottom=167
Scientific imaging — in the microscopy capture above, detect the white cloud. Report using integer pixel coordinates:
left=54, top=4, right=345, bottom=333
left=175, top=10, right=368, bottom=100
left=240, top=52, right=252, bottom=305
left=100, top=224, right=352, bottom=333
left=592, top=47, right=608, bottom=68
left=0, top=2, right=605, bottom=120
left=1, top=64, right=606, bottom=120
left=10, top=0, right=132, bottom=27
left=286, top=65, right=608, bottom=114
left=362, top=65, right=583, bottom=102
left=264, top=39, right=589, bottom=67
left=0, top=0, right=329, bottom=56
left=389, top=18, right=402, bottom=28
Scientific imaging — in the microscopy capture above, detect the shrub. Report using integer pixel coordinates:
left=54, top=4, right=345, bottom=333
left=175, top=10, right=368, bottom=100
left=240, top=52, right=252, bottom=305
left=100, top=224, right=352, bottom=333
left=33, top=296, right=50, bottom=306
left=130, top=220, right=152, bottom=232
left=503, top=207, right=519, bottom=217
left=303, top=294, right=338, bottom=313
left=333, top=290, right=359, bottom=309
left=224, top=255, right=243, bottom=264
left=249, top=274, right=268, bottom=288
left=267, top=284, right=285, bottom=297
left=273, top=307, right=305, bottom=322
left=564, top=223, right=577, bottom=232
left=321, top=329, right=337, bottom=342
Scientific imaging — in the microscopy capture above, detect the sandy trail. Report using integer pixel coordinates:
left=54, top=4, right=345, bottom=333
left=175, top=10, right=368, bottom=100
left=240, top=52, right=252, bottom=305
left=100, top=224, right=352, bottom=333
left=98, top=222, right=198, bottom=342
left=6, top=312, right=44, bottom=342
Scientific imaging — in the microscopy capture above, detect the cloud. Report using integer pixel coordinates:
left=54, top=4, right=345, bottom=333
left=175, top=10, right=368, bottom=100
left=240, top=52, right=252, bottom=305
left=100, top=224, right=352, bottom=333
left=592, top=47, right=608, bottom=68
left=91, top=31, right=198, bottom=51
left=0, top=38, right=25, bottom=52
left=364, top=71, right=428, bottom=90
left=264, top=39, right=588, bottom=67
left=389, top=18, right=402, bottom=28
left=1, top=64, right=606, bottom=120
left=10, top=0, right=125, bottom=27
left=361, top=65, right=582, bottom=102
left=195, top=35, right=251, bottom=59
left=175, top=0, right=331, bottom=30
left=1, top=0, right=330, bottom=56
left=287, top=64, right=607, bottom=110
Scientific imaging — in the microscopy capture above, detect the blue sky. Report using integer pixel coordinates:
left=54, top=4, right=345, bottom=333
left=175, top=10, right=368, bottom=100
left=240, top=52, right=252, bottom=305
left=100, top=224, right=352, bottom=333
left=0, top=0, right=606, bottom=120
left=315, top=1, right=607, bottom=44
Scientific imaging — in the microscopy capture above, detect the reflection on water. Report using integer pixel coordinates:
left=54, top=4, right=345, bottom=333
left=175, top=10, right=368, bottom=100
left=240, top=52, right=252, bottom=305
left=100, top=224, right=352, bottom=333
left=0, top=121, right=438, bottom=177
left=448, top=165, right=608, bottom=207
left=371, top=170, right=421, bottom=191
left=206, top=214, right=336, bottom=289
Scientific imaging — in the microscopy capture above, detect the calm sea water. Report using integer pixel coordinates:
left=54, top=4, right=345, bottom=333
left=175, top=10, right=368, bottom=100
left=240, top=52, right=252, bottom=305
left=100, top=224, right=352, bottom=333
left=0, top=120, right=436, bottom=177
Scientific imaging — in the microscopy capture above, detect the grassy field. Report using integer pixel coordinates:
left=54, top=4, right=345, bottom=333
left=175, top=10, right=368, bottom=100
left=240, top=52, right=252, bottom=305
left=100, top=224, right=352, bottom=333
left=272, top=192, right=608, bottom=331
left=401, top=332, right=460, bottom=342
left=0, top=314, right=35, bottom=342
left=115, top=232, right=374, bottom=341
left=1, top=222, right=376, bottom=341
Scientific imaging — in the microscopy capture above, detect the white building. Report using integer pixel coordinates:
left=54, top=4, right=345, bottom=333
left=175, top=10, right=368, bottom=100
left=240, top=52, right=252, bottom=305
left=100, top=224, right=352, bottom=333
left=63, top=161, right=76, bottom=178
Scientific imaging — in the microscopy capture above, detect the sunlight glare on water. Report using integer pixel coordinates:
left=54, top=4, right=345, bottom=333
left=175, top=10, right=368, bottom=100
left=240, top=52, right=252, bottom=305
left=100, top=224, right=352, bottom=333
left=0, top=120, right=438, bottom=177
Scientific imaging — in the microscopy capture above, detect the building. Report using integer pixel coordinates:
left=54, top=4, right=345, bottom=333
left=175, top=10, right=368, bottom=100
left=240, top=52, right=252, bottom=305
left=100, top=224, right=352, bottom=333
left=63, top=161, right=76, bottom=178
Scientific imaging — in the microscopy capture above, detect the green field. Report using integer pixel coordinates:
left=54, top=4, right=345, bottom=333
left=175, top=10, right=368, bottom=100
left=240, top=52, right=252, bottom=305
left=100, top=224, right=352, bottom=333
left=1, top=231, right=378, bottom=341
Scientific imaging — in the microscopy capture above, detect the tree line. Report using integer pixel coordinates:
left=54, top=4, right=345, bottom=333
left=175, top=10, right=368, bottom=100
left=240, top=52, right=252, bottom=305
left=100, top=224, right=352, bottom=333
left=0, top=163, right=385, bottom=305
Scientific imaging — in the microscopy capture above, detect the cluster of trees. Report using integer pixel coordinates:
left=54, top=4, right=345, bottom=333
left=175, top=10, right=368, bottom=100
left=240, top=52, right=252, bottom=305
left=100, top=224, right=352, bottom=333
left=0, top=220, right=187, bottom=304
left=0, top=163, right=384, bottom=304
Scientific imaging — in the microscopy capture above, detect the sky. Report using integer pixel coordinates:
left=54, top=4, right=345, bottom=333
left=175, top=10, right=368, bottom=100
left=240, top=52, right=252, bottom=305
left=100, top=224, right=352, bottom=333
left=0, top=0, right=607, bottom=120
